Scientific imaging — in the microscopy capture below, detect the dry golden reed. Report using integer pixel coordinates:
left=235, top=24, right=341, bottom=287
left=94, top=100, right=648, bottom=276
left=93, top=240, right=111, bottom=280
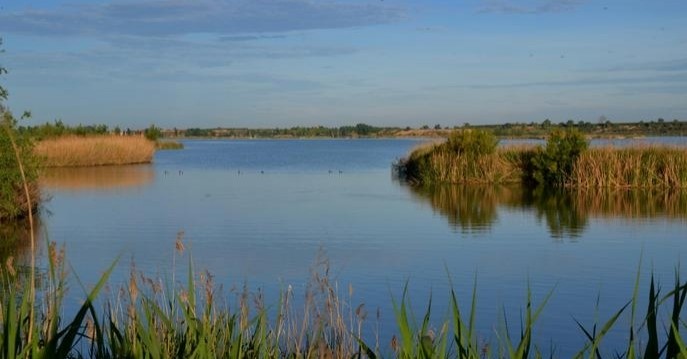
left=404, top=142, right=534, bottom=185
left=405, top=139, right=687, bottom=189
left=35, top=135, right=155, bottom=167
left=571, top=146, right=687, bottom=188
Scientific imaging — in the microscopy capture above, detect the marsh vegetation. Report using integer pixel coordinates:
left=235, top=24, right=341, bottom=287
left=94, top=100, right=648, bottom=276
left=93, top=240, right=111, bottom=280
left=400, top=129, right=687, bottom=189
left=34, top=136, right=155, bottom=167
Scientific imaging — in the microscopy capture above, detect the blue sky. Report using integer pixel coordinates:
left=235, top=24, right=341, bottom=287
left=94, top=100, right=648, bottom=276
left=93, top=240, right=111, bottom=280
left=1, top=0, right=686, bottom=128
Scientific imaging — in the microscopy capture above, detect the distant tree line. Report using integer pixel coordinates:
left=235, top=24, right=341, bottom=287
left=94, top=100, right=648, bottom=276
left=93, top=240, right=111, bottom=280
left=483, top=118, right=687, bottom=138
left=18, top=120, right=163, bottom=141
left=13, top=118, right=687, bottom=142
left=181, top=123, right=401, bottom=138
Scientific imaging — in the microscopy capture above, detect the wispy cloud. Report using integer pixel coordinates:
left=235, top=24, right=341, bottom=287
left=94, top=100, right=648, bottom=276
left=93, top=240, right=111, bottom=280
left=219, top=34, right=288, bottom=42
left=479, top=0, right=585, bottom=14
left=4, top=35, right=357, bottom=81
left=608, top=58, right=687, bottom=72
left=0, top=0, right=405, bottom=37
left=465, top=73, right=687, bottom=89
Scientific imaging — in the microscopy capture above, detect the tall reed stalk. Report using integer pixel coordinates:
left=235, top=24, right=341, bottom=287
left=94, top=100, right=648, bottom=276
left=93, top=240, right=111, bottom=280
left=571, top=147, right=687, bottom=188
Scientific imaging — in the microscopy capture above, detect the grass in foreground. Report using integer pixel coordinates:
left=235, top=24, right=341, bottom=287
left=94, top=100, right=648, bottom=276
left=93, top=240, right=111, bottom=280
left=2, top=238, right=687, bottom=358
left=34, top=135, right=155, bottom=167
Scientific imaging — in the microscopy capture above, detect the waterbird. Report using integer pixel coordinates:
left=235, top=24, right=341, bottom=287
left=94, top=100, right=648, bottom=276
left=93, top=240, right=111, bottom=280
left=260, top=170, right=264, bottom=174
left=328, top=170, right=333, bottom=174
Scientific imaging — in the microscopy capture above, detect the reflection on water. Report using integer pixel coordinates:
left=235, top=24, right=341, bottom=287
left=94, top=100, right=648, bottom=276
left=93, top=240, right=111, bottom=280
left=407, top=184, right=687, bottom=238
left=40, top=165, right=155, bottom=191
left=406, top=184, right=506, bottom=232
left=0, top=217, right=41, bottom=263
left=518, top=187, right=588, bottom=238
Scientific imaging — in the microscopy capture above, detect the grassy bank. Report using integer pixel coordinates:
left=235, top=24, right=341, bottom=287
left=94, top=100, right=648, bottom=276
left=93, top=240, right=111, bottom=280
left=34, top=135, right=155, bottom=167
left=400, top=130, right=687, bottom=188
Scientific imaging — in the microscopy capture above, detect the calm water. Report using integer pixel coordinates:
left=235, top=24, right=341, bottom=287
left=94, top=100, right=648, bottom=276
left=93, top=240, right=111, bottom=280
left=23, top=138, right=687, bottom=356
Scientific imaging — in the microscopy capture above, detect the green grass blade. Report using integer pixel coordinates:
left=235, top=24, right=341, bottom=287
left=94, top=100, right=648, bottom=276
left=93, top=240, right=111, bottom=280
left=643, top=276, right=658, bottom=359
left=53, top=257, right=119, bottom=358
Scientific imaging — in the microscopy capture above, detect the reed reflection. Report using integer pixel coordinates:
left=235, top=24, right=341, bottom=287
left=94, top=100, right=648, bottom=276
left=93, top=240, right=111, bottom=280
left=406, top=184, right=510, bottom=233
left=40, top=165, right=155, bottom=191
left=0, top=217, right=41, bottom=266
left=406, top=184, right=687, bottom=238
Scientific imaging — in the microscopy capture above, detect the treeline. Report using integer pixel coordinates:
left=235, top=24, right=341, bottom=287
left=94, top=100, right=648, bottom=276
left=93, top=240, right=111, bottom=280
left=182, top=123, right=401, bottom=138
left=483, top=117, right=687, bottom=138
left=19, top=120, right=135, bottom=139
left=181, top=119, right=686, bottom=139
left=17, top=120, right=163, bottom=141
left=16, top=118, right=687, bottom=141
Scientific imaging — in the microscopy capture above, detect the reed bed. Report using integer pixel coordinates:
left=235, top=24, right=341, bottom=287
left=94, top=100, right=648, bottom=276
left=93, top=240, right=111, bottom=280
left=401, top=142, right=533, bottom=185
left=402, top=139, right=687, bottom=189
left=571, top=146, right=687, bottom=188
left=34, top=135, right=155, bottom=167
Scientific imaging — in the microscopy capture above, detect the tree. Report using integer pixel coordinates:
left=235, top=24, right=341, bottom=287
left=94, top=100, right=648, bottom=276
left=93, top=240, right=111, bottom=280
left=0, top=38, right=7, bottom=110
left=144, top=124, right=162, bottom=141
left=0, top=38, right=39, bottom=221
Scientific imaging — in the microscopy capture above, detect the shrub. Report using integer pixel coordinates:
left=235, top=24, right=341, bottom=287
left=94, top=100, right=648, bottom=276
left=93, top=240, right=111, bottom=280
left=532, top=129, right=588, bottom=186
left=1, top=42, right=39, bottom=222
left=0, top=112, right=39, bottom=222
left=446, top=129, right=498, bottom=157
left=144, top=124, right=162, bottom=141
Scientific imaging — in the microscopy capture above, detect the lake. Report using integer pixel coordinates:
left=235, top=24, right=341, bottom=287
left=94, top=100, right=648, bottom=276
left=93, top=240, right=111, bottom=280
left=22, top=138, right=687, bottom=356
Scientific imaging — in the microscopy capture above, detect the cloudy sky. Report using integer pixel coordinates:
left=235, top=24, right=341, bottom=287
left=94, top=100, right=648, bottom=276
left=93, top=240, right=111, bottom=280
left=0, top=0, right=686, bottom=128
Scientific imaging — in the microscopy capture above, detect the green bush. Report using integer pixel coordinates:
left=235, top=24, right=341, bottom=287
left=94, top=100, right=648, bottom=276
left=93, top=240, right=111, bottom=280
left=532, top=129, right=588, bottom=186
left=0, top=113, right=39, bottom=222
left=446, top=129, right=498, bottom=157
left=144, top=124, right=162, bottom=141
left=1, top=40, right=39, bottom=222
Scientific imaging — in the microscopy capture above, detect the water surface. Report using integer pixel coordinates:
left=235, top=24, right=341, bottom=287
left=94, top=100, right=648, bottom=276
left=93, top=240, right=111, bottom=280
left=33, top=138, right=687, bottom=356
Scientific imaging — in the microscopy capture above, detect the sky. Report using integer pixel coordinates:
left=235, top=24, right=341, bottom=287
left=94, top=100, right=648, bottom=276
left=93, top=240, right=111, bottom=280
left=0, top=0, right=686, bottom=129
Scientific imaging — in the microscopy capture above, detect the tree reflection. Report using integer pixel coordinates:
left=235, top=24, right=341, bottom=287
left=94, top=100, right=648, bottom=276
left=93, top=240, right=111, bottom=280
left=407, top=184, right=511, bottom=233
left=405, top=183, right=687, bottom=238
left=523, top=187, right=587, bottom=239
